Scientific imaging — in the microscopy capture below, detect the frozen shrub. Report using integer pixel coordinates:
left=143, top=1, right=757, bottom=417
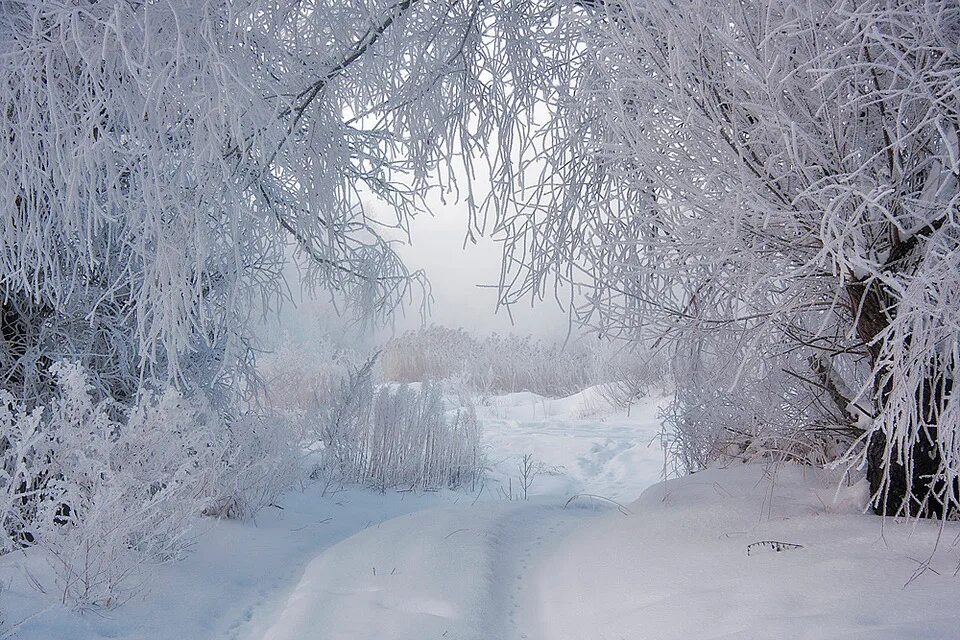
left=313, top=359, right=482, bottom=491
left=469, top=333, right=593, bottom=396
left=365, top=383, right=482, bottom=491
left=0, top=363, right=220, bottom=610
left=0, top=393, right=47, bottom=549
left=381, top=325, right=668, bottom=402
left=590, top=341, right=669, bottom=410
left=662, top=336, right=865, bottom=476
left=202, top=410, right=303, bottom=521
left=381, top=326, right=605, bottom=397
left=314, top=357, right=376, bottom=477
left=380, top=326, right=479, bottom=384
left=258, top=336, right=363, bottom=416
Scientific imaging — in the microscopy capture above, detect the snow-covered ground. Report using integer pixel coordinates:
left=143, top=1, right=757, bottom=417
left=477, top=386, right=668, bottom=502
left=6, top=388, right=960, bottom=639
left=0, top=387, right=665, bottom=639
left=538, top=464, right=960, bottom=640
left=253, top=387, right=669, bottom=640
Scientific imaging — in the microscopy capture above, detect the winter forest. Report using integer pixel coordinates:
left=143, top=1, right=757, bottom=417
left=0, top=0, right=958, bottom=637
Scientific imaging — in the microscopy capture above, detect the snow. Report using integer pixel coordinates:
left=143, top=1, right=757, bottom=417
left=5, top=389, right=960, bottom=639
left=538, top=464, right=960, bottom=640
left=0, top=486, right=447, bottom=640
left=478, top=386, right=668, bottom=501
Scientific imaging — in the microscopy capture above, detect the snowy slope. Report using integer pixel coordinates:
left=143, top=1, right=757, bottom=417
left=478, top=387, right=668, bottom=501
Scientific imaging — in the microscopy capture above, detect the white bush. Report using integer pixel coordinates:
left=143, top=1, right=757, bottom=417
left=381, top=325, right=654, bottom=398
left=201, top=411, right=303, bottom=521
left=662, top=342, right=860, bottom=476
left=313, top=360, right=483, bottom=491
left=257, top=336, right=363, bottom=415
left=0, top=363, right=219, bottom=610
left=590, top=340, right=670, bottom=409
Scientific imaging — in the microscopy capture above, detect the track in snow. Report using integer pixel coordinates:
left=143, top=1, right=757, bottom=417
left=254, top=391, right=666, bottom=640
left=483, top=503, right=599, bottom=640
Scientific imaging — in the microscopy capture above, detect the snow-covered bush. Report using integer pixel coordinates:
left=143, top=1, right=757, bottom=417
left=201, top=411, right=303, bottom=521
left=471, top=333, right=593, bottom=397
left=0, top=393, right=47, bottom=549
left=310, top=357, right=377, bottom=482
left=382, top=326, right=606, bottom=397
left=590, top=340, right=669, bottom=409
left=0, top=363, right=219, bottom=610
left=0, top=360, right=307, bottom=609
left=313, top=360, right=482, bottom=491
left=381, top=325, right=667, bottom=402
left=662, top=340, right=860, bottom=476
left=380, top=326, right=480, bottom=385
left=259, top=337, right=365, bottom=416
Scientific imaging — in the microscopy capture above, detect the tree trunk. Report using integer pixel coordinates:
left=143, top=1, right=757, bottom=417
left=848, top=280, right=954, bottom=517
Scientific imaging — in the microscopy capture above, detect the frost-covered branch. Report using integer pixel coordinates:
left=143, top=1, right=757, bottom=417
left=495, top=0, right=960, bottom=516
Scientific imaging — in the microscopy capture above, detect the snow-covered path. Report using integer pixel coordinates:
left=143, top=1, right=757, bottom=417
left=254, top=388, right=667, bottom=640
left=255, top=500, right=612, bottom=640
left=483, top=503, right=595, bottom=640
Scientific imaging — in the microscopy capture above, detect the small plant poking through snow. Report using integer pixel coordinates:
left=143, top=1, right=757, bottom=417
left=496, top=454, right=562, bottom=501
left=518, top=454, right=538, bottom=501
left=746, top=541, right=805, bottom=557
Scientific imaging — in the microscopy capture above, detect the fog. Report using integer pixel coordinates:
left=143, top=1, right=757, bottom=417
left=259, top=199, right=572, bottom=352
left=394, top=204, right=571, bottom=338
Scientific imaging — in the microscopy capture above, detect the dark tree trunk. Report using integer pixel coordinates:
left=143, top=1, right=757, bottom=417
left=0, top=295, right=53, bottom=405
left=848, top=280, right=955, bottom=517
left=866, top=429, right=947, bottom=517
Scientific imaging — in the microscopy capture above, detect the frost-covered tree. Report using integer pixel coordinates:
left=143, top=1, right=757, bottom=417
left=497, top=0, right=959, bottom=516
left=0, top=0, right=585, bottom=406
left=0, top=0, right=593, bottom=602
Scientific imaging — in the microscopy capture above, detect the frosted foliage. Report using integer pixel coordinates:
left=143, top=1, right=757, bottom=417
left=380, top=325, right=647, bottom=397
left=663, top=336, right=858, bottom=476
left=0, top=0, right=584, bottom=399
left=257, top=336, right=362, bottom=415
left=200, top=408, right=305, bottom=521
left=497, top=0, right=959, bottom=514
left=314, top=361, right=483, bottom=491
left=0, top=363, right=219, bottom=609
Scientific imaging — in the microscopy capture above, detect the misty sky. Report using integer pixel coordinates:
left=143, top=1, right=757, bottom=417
left=263, top=196, right=572, bottom=351
left=394, top=202, right=571, bottom=338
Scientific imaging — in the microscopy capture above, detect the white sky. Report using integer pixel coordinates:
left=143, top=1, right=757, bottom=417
left=261, top=198, right=572, bottom=352
left=391, top=203, right=570, bottom=339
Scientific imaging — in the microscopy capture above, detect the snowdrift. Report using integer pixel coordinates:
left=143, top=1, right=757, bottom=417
left=538, top=464, right=960, bottom=640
